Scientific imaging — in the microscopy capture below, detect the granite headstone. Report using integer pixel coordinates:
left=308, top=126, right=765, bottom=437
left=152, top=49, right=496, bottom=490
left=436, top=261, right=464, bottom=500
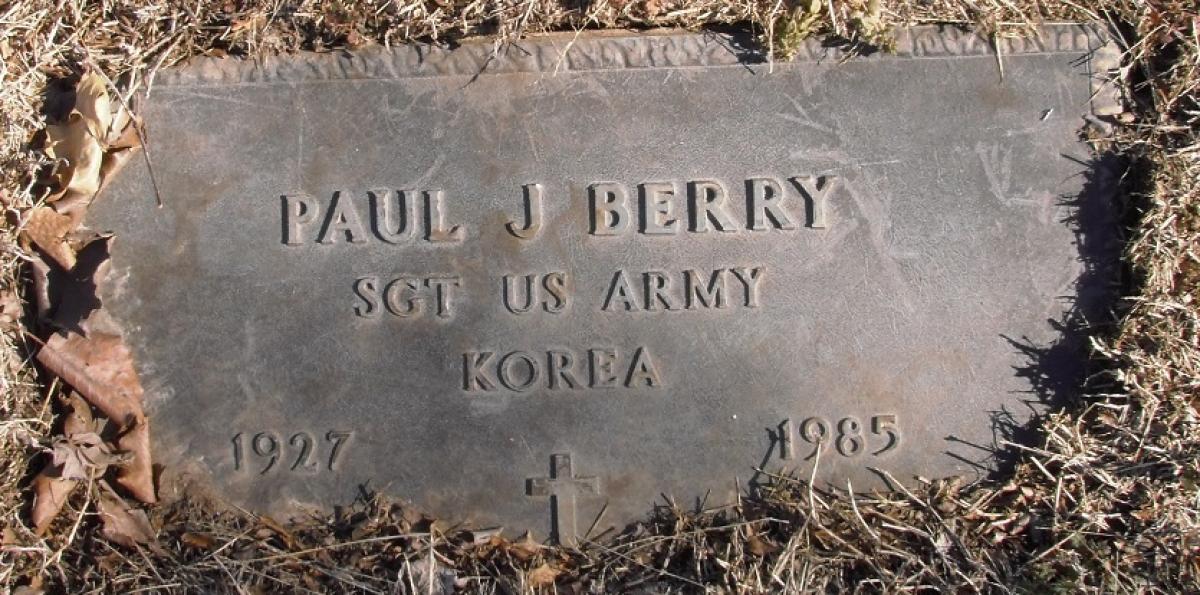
left=86, top=26, right=1120, bottom=542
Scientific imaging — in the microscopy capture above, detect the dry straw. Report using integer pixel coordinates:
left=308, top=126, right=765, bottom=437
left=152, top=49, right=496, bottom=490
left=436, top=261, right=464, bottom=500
left=1, top=0, right=1196, bottom=592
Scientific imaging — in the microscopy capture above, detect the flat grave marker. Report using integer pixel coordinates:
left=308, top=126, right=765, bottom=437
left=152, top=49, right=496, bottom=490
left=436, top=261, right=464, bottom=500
left=86, top=26, right=1119, bottom=542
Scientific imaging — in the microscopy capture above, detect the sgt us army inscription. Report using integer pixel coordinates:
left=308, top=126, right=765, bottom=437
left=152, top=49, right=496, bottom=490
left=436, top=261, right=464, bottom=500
left=87, top=26, right=1119, bottom=543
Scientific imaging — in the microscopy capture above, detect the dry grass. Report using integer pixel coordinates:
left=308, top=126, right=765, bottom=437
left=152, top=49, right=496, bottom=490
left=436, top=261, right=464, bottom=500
left=1, top=0, right=1197, bottom=592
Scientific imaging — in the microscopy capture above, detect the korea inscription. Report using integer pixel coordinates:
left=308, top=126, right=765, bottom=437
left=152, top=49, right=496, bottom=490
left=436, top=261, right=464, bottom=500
left=86, top=26, right=1119, bottom=543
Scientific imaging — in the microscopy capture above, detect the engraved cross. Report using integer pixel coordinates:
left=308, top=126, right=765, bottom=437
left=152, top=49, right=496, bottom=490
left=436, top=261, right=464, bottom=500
left=526, top=453, right=601, bottom=545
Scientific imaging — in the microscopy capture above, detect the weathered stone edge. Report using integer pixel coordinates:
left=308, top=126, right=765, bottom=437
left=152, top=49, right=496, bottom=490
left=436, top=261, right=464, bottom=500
left=155, top=24, right=1112, bottom=88
left=1087, top=29, right=1124, bottom=116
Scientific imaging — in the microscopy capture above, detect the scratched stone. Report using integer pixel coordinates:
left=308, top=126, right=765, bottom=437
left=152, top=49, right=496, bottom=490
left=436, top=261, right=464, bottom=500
left=86, top=26, right=1121, bottom=542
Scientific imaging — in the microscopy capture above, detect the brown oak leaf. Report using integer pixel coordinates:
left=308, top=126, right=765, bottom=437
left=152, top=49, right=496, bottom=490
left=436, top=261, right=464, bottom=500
left=180, top=531, right=216, bottom=550
left=22, top=207, right=76, bottom=270
left=30, top=470, right=76, bottom=536
left=37, top=331, right=155, bottom=503
left=114, top=420, right=154, bottom=503
left=73, top=72, right=112, bottom=140
left=30, top=393, right=94, bottom=535
left=44, top=113, right=103, bottom=202
left=38, top=331, right=141, bottom=424
left=62, top=392, right=96, bottom=435
left=106, top=107, right=138, bottom=149
left=94, top=112, right=142, bottom=198
left=49, top=432, right=127, bottom=481
left=40, top=71, right=114, bottom=205
left=258, top=515, right=298, bottom=550
left=747, top=533, right=781, bottom=557
left=98, top=488, right=162, bottom=553
left=508, top=530, right=543, bottom=561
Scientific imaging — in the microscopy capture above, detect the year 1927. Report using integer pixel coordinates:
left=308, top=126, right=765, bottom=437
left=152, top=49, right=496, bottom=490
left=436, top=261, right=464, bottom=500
left=231, top=430, right=353, bottom=474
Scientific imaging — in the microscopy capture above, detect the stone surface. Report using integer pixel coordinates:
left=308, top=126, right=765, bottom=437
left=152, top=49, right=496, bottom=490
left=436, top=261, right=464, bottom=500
left=87, top=26, right=1120, bottom=542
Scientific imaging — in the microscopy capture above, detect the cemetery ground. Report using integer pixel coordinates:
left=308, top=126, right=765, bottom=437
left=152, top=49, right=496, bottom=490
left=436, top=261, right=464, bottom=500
left=0, top=0, right=1196, bottom=592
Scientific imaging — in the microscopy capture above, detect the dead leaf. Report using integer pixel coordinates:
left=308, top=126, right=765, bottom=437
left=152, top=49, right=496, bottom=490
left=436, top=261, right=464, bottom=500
left=62, top=392, right=95, bottom=435
left=44, top=113, right=103, bottom=202
left=508, top=530, right=542, bottom=561
left=38, top=70, right=121, bottom=206
left=747, top=533, right=781, bottom=557
left=30, top=471, right=75, bottom=536
left=74, top=71, right=112, bottom=141
left=30, top=392, right=101, bottom=534
left=38, top=330, right=142, bottom=429
left=50, top=432, right=127, bottom=481
left=526, top=563, right=560, bottom=588
left=98, top=489, right=163, bottom=553
left=259, top=515, right=297, bottom=550
left=37, top=330, right=155, bottom=503
left=106, top=104, right=136, bottom=146
left=22, top=207, right=77, bottom=270
left=181, top=531, right=216, bottom=550
left=115, top=420, right=155, bottom=503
